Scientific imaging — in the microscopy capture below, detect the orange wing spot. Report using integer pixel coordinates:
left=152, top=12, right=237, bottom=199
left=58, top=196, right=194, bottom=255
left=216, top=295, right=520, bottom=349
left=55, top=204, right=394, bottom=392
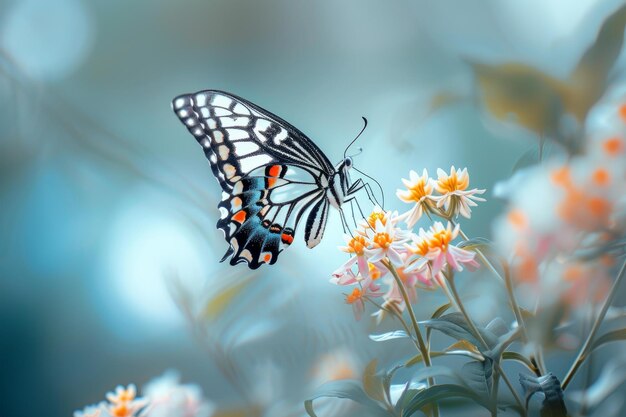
left=232, top=210, right=247, bottom=223
left=231, top=197, right=243, bottom=208
left=266, top=165, right=283, bottom=188
left=603, top=137, right=625, bottom=156
left=281, top=233, right=294, bottom=245
left=591, top=168, right=610, bottom=186
left=263, top=253, right=272, bottom=263
left=619, top=104, right=626, bottom=122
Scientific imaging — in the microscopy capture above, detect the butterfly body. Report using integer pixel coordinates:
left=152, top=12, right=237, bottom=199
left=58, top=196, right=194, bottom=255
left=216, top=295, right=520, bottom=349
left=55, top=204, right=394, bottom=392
left=172, top=90, right=365, bottom=269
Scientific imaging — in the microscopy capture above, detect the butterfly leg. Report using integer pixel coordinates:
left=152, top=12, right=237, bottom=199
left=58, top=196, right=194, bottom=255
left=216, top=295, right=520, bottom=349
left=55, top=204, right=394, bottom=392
left=338, top=208, right=353, bottom=236
left=349, top=199, right=359, bottom=229
left=346, top=179, right=380, bottom=209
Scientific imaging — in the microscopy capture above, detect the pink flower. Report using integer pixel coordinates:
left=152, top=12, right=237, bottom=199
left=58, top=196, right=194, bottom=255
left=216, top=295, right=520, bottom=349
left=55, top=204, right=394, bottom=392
left=345, top=285, right=383, bottom=321
left=424, top=222, right=479, bottom=275
left=338, top=234, right=371, bottom=279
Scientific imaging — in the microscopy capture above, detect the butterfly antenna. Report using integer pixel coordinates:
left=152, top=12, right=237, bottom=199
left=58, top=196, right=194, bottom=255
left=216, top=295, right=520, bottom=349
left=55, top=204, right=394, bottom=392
left=354, top=167, right=386, bottom=209
left=348, top=147, right=363, bottom=158
left=344, top=117, right=368, bottom=159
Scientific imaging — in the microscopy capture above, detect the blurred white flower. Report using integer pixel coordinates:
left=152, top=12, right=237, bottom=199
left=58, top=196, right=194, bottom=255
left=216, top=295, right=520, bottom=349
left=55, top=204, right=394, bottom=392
left=143, top=371, right=214, bottom=417
left=74, top=403, right=105, bottom=417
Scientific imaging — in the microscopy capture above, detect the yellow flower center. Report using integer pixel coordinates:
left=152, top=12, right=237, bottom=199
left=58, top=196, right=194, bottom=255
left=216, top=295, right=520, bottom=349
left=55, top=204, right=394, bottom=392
left=437, top=170, right=468, bottom=193
left=372, top=232, right=392, bottom=249
left=368, top=262, right=382, bottom=280
left=347, top=235, right=368, bottom=256
left=346, top=287, right=363, bottom=304
left=367, top=211, right=386, bottom=228
left=409, top=237, right=430, bottom=256
left=110, top=404, right=131, bottom=417
left=429, top=228, right=452, bottom=251
left=406, top=179, right=432, bottom=202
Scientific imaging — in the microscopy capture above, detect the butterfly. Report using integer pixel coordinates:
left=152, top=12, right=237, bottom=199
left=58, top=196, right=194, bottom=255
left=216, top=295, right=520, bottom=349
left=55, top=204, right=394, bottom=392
left=172, top=90, right=371, bottom=269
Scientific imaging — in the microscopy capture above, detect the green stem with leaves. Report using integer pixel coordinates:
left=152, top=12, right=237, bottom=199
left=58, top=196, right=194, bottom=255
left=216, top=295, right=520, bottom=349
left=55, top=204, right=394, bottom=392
left=382, top=259, right=439, bottom=417
left=561, top=258, right=626, bottom=390
left=456, top=225, right=544, bottom=376
left=444, top=274, right=527, bottom=417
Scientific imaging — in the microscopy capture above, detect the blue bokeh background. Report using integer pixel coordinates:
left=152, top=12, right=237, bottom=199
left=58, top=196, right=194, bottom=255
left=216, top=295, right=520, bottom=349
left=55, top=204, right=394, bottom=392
left=1, top=0, right=625, bottom=416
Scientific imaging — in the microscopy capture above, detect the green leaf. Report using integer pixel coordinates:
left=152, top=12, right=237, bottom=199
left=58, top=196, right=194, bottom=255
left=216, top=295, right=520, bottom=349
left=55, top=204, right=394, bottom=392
left=369, top=330, right=410, bottom=342
left=304, top=380, right=385, bottom=417
left=590, top=328, right=626, bottom=355
left=402, top=384, right=490, bottom=416
left=462, top=358, right=494, bottom=399
left=362, top=359, right=387, bottom=403
left=431, top=302, right=453, bottom=319
left=502, top=352, right=539, bottom=374
left=512, top=146, right=540, bottom=173
left=457, top=237, right=493, bottom=251
left=427, top=302, right=453, bottom=345
left=201, top=277, right=252, bottom=321
left=423, top=313, right=499, bottom=350
left=445, top=340, right=481, bottom=355
left=382, top=364, right=404, bottom=404
left=485, top=317, right=509, bottom=338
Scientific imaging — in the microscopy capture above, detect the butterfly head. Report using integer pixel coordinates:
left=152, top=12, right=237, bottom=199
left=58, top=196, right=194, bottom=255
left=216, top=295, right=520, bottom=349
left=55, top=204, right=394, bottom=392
left=336, top=155, right=355, bottom=175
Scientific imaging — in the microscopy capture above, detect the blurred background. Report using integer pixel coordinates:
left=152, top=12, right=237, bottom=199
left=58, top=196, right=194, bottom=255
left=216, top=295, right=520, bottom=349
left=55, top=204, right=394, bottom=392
left=1, top=0, right=626, bottom=415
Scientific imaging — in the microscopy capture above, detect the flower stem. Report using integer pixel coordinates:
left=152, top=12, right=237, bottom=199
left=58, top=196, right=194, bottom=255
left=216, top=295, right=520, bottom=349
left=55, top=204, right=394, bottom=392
left=366, top=296, right=422, bottom=353
left=383, top=260, right=431, bottom=365
left=561, top=258, right=626, bottom=390
left=445, top=275, right=527, bottom=416
left=382, top=259, right=439, bottom=417
left=456, top=226, right=544, bottom=375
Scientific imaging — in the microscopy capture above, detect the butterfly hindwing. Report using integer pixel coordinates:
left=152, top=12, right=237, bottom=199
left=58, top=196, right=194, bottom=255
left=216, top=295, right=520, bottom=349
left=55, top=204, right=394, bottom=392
left=172, top=90, right=335, bottom=268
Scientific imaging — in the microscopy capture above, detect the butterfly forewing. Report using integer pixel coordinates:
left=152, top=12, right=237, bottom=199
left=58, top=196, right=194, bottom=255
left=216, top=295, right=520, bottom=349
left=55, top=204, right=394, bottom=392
left=172, top=90, right=335, bottom=269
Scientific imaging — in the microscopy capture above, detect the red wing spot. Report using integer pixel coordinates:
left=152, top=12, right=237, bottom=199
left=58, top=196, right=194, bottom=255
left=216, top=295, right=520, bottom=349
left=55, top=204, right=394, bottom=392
left=232, top=210, right=247, bottom=223
left=268, top=165, right=281, bottom=177
left=263, top=253, right=272, bottom=263
left=266, top=165, right=283, bottom=188
left=281, top=232, right=294, bottom=245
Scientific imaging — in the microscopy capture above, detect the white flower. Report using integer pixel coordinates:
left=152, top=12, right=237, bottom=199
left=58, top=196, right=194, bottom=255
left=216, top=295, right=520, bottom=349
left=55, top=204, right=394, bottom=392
left=434, top=166, right=486, bottom=219
left=396, top=169, right=437, bottom=227
left=74, top=403, right=106, bottom=417
left=363, top=219, right=409, bottom=266
left=143, top=371, right=214, bottom=417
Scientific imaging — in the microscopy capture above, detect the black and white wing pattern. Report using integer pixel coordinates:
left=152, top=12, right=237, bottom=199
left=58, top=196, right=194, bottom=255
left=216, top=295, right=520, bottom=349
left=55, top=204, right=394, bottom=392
left=172, top=90, right=335, bottom=269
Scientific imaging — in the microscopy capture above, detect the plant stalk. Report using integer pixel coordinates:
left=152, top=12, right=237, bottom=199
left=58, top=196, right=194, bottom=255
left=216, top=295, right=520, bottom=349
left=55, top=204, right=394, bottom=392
left=561, top=258, right=626, bottom=390
left=382, top=259, right=439, bottom=417
left=445, top=274, right=527, bottom=416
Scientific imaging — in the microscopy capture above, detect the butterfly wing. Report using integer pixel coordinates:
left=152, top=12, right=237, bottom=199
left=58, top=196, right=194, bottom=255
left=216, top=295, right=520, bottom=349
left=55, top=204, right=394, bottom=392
left=172, top=90, right=334, bottom=269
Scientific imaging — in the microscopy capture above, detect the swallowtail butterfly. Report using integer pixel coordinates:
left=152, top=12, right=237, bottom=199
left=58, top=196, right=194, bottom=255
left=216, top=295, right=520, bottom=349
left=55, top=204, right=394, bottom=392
left=172, top=90, right=367, bottom=269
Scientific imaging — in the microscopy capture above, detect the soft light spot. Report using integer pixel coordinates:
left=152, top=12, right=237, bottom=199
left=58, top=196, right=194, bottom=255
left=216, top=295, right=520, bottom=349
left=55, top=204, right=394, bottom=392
left=507, top=209, right=528, bottom=230
left=618, top=104, right=626, bottom=122
left=550, top=166, right=571, bottom=186
left=591, top=168, right=610, bottom=186
left=587, top=197, right=611, bottom=217
left=603, top=137, right=624, bottom=156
